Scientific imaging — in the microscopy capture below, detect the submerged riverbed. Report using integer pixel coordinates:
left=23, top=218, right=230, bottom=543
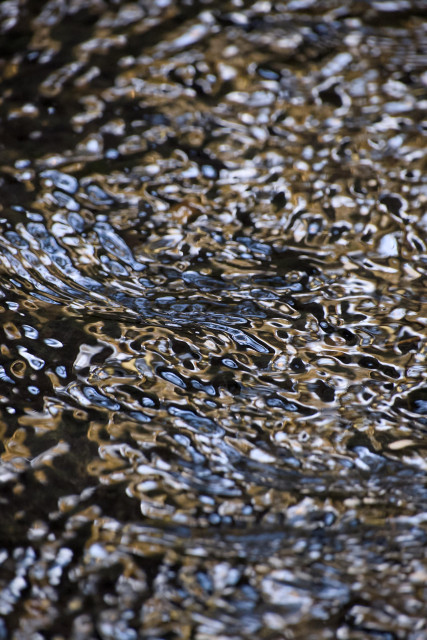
left=1, top=0, right=427, bottom=638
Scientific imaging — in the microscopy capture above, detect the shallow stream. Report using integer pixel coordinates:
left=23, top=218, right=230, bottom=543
left=0, top=1, right=427, bottom=638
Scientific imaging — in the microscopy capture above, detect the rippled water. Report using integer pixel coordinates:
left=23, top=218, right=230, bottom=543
left=1, top=0, right=427, bottom=638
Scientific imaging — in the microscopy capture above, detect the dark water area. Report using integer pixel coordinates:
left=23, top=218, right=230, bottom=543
left=0, top=0, right=427, bottom=638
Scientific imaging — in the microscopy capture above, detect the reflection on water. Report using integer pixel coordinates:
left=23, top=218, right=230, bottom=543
left=0, top=0, right=426, bottom=637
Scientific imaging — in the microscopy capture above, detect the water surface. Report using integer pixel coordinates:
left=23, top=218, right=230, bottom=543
left=0, top=1, right=427, bottom=638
